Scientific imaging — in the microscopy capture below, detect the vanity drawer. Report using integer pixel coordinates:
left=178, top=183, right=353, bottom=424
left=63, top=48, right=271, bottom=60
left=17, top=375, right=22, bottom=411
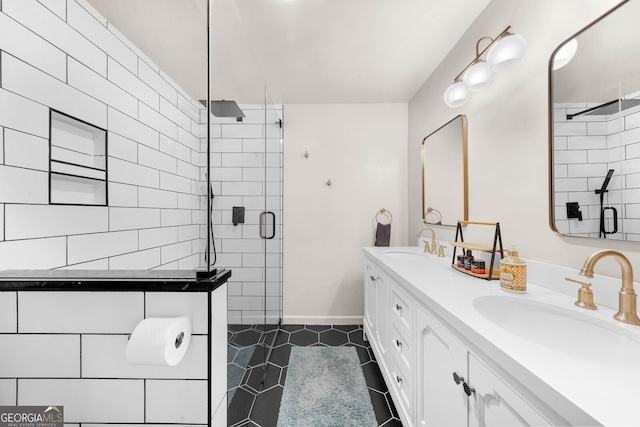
left=390, top=284, right=413, bottom=337
left=390, top=323, right=412, bottom=373
left=390, top=355, right=413, bottom=421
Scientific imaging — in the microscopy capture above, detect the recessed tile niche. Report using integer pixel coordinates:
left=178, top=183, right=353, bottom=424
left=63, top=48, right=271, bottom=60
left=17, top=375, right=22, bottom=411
left=49, top=110, right=107, bottom=206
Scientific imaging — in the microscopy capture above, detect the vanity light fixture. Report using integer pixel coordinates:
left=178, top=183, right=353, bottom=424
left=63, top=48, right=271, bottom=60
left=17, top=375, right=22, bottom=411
left=444, top=26, right=527, bottom=108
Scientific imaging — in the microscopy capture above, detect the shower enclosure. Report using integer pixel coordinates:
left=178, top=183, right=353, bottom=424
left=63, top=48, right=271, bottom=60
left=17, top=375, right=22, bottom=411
left=207, top=0, right=284, bottom=418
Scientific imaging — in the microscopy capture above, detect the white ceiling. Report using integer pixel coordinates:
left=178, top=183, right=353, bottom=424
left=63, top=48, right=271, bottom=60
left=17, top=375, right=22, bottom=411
left=87, top=0, right=491, bottom=104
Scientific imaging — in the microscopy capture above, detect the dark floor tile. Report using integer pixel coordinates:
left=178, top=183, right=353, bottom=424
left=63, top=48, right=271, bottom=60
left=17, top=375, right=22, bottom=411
left=386, top=392, right=400, bottom=419
left=280, top=324, right=305, bottom=332
left=380, top=418, right=404, bottom=426
left=369, top=388, right=395, bottom=426
left=248, top=344, right=268, bottom=367
left=289, top=329, right=318, bottom=346
left=227, top=387, right=256, bottom=426
left=269, top=344, right=291, bottom=368
left=261, top=330, right=278, bottom=346
left=333, top=324, right=360, bottom=333
left=355, top=344, right=373, bottom=364
left=319, top=328, right=349, bottom=346
left=304, top=325, right=332, bottom=332
left=255, top=323, right=280, bottom=333
left=232, top=329, right=263, bottom=347
left=348, top=329, right=368, bottom=346
left=228, top=346, right=239, bottom=363
left=263, top=362, right=284, bottom=390
left=362, top=361, right=389, bottom=393
left=273, top=330, right=290, bottom=347
left=229, top=324, right=255, bottom=333
left=245, top=366, right=266, bottom=393
left=234, top=346, right=256, bottom=367
left=250, top=385, right=284, bottom=427
left=279, top=366, right=288, bottom=387
left=228, top=364, right=246, bottom=390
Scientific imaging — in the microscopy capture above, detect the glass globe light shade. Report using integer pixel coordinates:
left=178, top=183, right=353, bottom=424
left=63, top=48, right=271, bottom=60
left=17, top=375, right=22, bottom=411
left=444, top=82, right=471, bottom=107
left=462, top=61, right=494, bottom=92
left=487, top=34, right=527, bottom=72
left=552, top=38, right=578, bottom=70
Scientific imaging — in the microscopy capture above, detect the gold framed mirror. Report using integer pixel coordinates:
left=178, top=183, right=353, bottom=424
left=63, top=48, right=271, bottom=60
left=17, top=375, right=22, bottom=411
left=549, top=0, right=640, bottom=240
left=422, top=115, right=468, bottom=226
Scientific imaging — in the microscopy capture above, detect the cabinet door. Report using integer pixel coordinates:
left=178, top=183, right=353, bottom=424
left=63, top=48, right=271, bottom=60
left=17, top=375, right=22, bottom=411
left=468, top=354, right=550, bottom=427
left=416, top=305, right=469, bottom=427
left=363, top=263, right=389, bottom=364
left=364, top=264, right=378, bottom=336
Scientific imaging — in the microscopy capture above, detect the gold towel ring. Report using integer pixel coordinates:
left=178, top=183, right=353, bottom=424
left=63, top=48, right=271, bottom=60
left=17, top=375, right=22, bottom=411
left=376, top=208, right=393, bottom=224
left=425, top=207, right=442, bottom=225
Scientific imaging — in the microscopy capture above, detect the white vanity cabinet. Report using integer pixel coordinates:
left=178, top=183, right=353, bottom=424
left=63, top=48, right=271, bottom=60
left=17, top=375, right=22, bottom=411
left=364, top=254, right=551, bottom=427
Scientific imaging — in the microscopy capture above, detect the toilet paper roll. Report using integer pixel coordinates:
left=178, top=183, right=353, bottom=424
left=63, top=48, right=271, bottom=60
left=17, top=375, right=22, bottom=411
left=125, top=316, right=192, bottom=366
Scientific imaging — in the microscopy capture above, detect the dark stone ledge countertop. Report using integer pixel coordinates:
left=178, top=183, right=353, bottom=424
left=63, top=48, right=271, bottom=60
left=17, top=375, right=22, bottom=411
left=0, top=268, right=231, bottom=292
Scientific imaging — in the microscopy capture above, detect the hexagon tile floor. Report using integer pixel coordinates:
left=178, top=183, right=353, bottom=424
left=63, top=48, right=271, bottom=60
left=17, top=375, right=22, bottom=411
left=227, top=324, right=403, bottom=427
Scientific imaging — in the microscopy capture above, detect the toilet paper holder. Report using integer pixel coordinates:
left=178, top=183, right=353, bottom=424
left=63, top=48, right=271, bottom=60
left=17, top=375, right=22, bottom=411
left=126, top=316, right=192, bottom=366
left=128, top=331, right=185, bottom=349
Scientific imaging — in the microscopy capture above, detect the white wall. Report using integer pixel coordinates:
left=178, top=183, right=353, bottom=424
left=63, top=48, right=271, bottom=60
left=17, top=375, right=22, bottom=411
left=283, top=104, right=408, bottom=324
left=407, top=0, right=640, bottom=278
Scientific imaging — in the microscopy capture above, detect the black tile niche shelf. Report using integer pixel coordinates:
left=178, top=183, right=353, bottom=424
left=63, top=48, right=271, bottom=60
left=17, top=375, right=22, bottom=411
left=49, top=109, right=108, bottom=206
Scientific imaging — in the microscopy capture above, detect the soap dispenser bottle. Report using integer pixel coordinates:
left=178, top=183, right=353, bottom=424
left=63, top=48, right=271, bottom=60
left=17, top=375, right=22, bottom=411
left=500, top=248, right=527, bottom=293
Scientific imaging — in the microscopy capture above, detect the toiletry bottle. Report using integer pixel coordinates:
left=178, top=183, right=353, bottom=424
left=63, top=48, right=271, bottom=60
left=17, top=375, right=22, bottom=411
left=500, top=249, right=527, bottom=292
left=463, top=250, right=474, bottom=270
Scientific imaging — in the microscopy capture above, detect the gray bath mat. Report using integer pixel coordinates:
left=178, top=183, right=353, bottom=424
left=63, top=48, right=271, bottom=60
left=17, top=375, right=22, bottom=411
left=277, top=346, right=377, bottom=427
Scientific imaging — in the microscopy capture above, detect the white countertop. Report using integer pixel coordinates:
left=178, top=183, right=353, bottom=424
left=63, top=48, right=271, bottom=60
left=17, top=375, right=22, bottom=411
left=364, top=246, right=640, bottom=427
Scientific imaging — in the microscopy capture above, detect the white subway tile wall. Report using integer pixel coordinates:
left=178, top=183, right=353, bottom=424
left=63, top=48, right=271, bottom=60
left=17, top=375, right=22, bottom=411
left=0, top=292, right=16, bottom=333
left=0, top=379, right=16, bottom=405
left=19, top=379, right=145, bottom=423
left=0, top=334, right=80, bottom=377
left=0, top=0, right=207, bottom=270
left=7, top=290, right=209, bottom=424
left=554, top=100, right=640, bottom=239
left=211, top=104, right=283, bottom=324
left=146, top=380, right=208, bottom=424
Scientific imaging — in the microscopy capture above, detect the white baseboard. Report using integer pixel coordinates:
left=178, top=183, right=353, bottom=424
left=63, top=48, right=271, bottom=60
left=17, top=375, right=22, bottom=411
left=283, top=315, right=364, bottom=325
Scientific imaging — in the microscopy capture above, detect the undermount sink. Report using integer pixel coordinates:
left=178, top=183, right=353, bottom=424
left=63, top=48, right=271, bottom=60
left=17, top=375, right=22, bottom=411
left=473, top=296, right=640, bottom=366
left=382, top=250, right=427, bottom=260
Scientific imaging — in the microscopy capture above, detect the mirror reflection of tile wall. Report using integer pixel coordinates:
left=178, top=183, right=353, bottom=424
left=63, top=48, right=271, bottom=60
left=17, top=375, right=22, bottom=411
left=553, top=93, right=640, bottom=240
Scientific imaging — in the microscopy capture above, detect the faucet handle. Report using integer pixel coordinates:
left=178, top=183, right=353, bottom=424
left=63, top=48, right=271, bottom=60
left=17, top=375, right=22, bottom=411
left=438, top=245, right=447, bottom=258
left=565, top=277, right=597, bottom=310
left=423, top=241, right=430, bottom=253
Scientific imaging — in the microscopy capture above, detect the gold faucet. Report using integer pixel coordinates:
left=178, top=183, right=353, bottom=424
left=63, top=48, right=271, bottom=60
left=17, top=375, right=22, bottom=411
left=416, top=227, right=437, bottom=255
left=579, top=250, right=640, bottom=325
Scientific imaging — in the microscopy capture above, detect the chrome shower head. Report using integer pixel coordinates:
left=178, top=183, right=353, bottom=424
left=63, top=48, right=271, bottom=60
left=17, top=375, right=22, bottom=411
left=199, top=100, right=246, bottom=121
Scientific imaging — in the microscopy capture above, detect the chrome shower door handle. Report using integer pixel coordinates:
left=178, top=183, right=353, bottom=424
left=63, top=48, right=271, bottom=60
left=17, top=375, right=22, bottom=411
left=259, top=211, right=276, bottom=239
